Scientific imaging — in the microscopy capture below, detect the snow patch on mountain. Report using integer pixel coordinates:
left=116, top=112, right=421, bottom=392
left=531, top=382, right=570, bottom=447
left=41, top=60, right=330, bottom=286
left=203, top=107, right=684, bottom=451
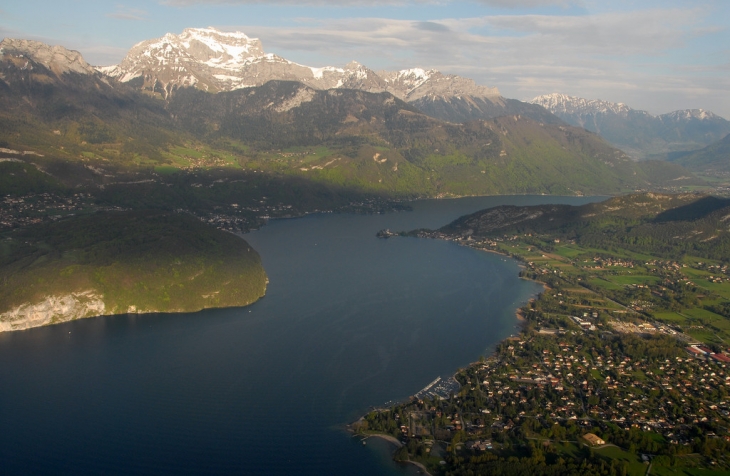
left=531, top=93, right=636, bottom=117
left=661, top=109, right=720, bottom=122
left=531, top=94, right=725, bottom=123
left=530, top=93, right=730, bottom=159
left=97, top=27, right=501, bottom=105
left=310, top=65, right=345, bottom=79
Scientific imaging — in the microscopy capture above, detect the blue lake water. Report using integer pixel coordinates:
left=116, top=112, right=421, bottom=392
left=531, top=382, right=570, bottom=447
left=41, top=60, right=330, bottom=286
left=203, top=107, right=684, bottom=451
left=0, top=195, right=601, bottom=475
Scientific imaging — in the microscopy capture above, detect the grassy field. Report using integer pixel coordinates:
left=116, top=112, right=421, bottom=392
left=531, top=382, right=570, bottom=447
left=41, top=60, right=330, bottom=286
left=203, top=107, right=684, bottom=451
left=593, top=446, right=648, bottom=476
left=607, top=275, right=661, bottom=286
left=652, top=459, right=730, bottom=476
left=500, top=235, right=730, bottom=345
left=653, top=311, right=689, bottom=323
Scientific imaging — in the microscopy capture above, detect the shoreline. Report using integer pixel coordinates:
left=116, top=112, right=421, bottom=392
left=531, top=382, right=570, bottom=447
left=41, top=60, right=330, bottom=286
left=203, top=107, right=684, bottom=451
left=347, top=245, right=550, bottom=476
left=360, top=433, right=433, bottom=476
left=353, top=239, right=545, bottom=473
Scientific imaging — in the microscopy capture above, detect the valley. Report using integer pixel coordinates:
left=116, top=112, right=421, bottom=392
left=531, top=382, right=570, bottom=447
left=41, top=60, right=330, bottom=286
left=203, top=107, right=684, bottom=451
left=2, top=23, right=730, bottom=475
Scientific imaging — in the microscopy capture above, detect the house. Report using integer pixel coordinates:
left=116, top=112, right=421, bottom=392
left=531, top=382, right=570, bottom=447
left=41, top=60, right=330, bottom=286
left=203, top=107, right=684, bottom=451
left=711, top=353, right=730, bottom=363
left=583, top=433, right=605, bottom=446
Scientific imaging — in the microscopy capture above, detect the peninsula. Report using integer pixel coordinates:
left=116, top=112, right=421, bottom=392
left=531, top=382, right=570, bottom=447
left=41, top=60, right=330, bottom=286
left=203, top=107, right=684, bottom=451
left=0, top=210, right=267, bottom=331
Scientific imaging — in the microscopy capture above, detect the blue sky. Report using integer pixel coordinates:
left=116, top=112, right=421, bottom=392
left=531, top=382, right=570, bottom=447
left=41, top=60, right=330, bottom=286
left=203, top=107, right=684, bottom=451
left=2, top=0, right=729, bottom=118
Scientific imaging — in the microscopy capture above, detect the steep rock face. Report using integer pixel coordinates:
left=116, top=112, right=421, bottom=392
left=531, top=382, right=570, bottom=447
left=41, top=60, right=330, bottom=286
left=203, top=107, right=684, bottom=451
left=98, top=27, right=510, bottom=115
left=0, top=291, right=105, bottom=332
left=0, top=38, right=97, bottom=76
left=531, top=93, right=636, bottom=117
left=531, top=93, right=730, bottom=158
left=375, top=68, right=554, bottom=124
left=98, top=28, right=389, bottom=97
left=96, top=27, right=572, bottom=124
left=99, top=28, right=268, bottom=96
left=379, top=68, right=499, bottom=102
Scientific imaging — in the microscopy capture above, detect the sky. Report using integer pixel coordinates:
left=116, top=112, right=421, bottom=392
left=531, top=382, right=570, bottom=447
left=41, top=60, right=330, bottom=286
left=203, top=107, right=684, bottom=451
left=1, top=0, right=729, bottom=118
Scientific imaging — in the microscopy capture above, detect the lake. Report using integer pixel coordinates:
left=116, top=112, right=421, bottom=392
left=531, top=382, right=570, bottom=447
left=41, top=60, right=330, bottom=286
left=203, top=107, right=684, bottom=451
left=0, top=195, right=601, bottom=475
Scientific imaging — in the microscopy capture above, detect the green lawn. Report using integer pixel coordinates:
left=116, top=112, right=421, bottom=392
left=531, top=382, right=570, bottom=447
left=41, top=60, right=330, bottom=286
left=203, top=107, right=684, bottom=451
left=684, top=308, right=727, bottom=321
left=154, top=165, right=180, bottom=175
left=593, top=445, right=648, bottom=476
left=682, top=269, right=730, bottom=299
left=652, top=465, right=730, bottom=476
left=687, top=328, right=721, bottom=344
left=653, top=311, right=689, bottom=323
left=608, top=275, right=661, bottom=286
left=553, top=245, right=587, bottom=259
left=587, top=277, right=625, bottom=291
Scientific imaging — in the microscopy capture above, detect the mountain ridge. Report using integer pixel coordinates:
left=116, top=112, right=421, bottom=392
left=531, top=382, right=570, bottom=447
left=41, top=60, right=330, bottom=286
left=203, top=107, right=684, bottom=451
left=531, top=93, right=730, bottom=159
left=96, top=27, right=502, bottom=103
left=0, top=34, right=708, bottom=200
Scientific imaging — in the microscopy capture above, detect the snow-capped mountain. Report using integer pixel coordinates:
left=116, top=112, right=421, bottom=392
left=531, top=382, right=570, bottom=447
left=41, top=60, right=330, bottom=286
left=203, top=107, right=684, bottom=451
left=100, top=28, right=310, bottom=96
left=2, top=29, right=542, bottom=125
left=97, top=27, right=501, bottom=103
left=531, top=93, right=638, bottom=118
left=660, top=109, right=723, bottom=124
left=530, top=93, right=730, bottom=159
left=380, top=68, right=499, bottom=102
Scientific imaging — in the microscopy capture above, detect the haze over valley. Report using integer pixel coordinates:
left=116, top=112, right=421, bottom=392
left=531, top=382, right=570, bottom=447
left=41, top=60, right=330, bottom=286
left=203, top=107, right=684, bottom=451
left=2, top=2, right=730, bottom=474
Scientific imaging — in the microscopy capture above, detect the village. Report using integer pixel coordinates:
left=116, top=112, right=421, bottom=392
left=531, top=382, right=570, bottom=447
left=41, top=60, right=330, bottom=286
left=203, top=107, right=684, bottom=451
left=360, top=227, right=730, bottom=475
left=359, top=287, right=730, bottom=475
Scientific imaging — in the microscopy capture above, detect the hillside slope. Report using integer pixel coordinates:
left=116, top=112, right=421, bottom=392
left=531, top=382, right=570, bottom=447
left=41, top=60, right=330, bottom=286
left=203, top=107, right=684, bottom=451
left=167, top=83, right=704, bottom=196
left=0, top=210, right=268, bottom=331
left=0, top=38, right=705, bottom=199
left=668, top=134, right=730, bottom=173
left=439, top=193, right=730, bottom=260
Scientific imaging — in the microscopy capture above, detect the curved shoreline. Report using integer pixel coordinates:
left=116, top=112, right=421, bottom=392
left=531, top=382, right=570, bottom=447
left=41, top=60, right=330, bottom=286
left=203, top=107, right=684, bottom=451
left=360, top=433, right=433, bottom=476
left=354, top=240, right=542, bottom=475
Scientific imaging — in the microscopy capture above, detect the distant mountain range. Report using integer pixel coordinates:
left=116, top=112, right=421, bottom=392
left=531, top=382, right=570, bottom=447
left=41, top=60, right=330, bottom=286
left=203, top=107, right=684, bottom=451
left=95, top=28, right=730, bottom=160
left=0, top=31, right=709, bottom=198
left=97, top=28, right=496, bottom=100
left=530, top=93, right=730, bottom=160
left=95, top=27, right=556, bottom=124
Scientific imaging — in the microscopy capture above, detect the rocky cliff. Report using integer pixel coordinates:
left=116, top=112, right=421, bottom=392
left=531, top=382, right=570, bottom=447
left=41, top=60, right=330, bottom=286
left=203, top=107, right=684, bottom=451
left=0, top=291, right=105, bottom=332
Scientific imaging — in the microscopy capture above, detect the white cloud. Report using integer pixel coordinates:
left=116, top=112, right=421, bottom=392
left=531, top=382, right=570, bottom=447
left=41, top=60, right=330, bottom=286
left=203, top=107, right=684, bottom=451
left=107, top=6, right=149, bottom=21
left=220, top=6, right=727, bottom=116
left=232, top=8, right=704, bottom=67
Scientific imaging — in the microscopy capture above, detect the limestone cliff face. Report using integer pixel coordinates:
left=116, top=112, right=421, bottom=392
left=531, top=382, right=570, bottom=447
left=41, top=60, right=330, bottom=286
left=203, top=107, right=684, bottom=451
left=0, top=291, right=105, bottom=332
left=0, top=38, right=97, bottom=75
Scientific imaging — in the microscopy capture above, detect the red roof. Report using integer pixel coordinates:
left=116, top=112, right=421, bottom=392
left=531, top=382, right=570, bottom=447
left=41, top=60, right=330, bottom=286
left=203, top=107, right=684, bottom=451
left=711, top=353, right=730, bottom=363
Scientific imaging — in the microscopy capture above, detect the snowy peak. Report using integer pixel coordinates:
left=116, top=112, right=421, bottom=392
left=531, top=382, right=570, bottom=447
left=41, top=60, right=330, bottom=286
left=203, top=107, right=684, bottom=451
left=660, top=109, right=720, bottom=123
left=379, top=68, right=499, bottom=102
left=100, top=27, right=272, bottom=94
left=99, top=27, right=501, bottom=104
left=126, top=27, right=265, bottom=71
left=381, top=68, right=435, bottom=91
left=530, top=93, right=635, bottom=117
left=0, top=38, right=96, bottom=75
left=175, top=27, right=265, bottom=69
left=529, top=93, right=730, bottom=159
